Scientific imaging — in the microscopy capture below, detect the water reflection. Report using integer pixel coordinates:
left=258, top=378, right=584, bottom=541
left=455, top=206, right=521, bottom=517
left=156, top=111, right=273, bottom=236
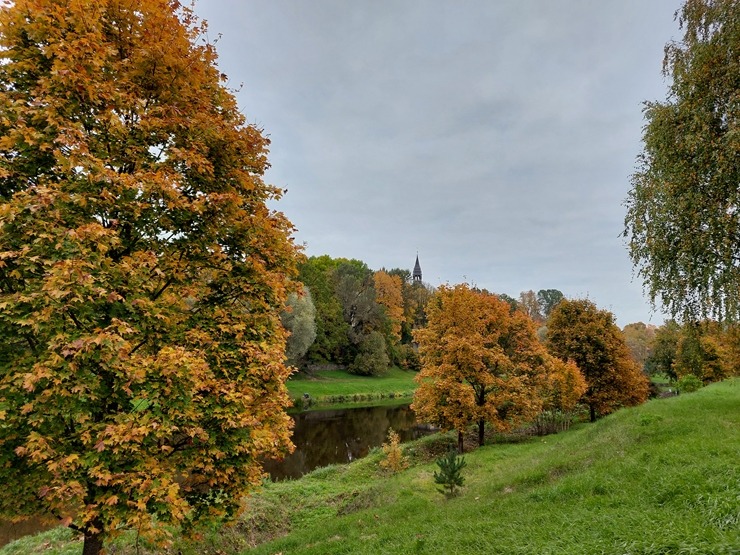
left=0, top=518, right=51, bottom=547
left=263, top=403, right=428, bottom=480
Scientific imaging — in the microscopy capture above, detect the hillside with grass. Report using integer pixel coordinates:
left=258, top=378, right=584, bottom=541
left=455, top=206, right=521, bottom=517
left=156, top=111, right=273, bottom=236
left=286, top=367, right=418, bottom=407
left=3, top=379, right=738, bottom=555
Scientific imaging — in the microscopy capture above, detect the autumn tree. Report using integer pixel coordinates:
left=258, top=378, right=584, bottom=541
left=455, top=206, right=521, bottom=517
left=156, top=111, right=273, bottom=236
left=373, top=270, right=404, bottom=345
left=412, top=284, right=554, bottom=452
left=717, top=324, right=740, bottom=380
left=645, top=319, right=740, bottom=383
left=518, top=290, right=544, bottom=323
left=536, top=357, right=587, bottom=435
left=673, top=321, right=739, bottom=384
left=540, top=357, right=587, bottom=414
left=0, top=2, right=299, bottom=554
left=674, top=324, right=724, bottom=383
left=624, top=0, right=740, bottom=321
left=546, top=300, right=650, bottom=422
left=281, top=286, right=317, bottom=367
left=622, top=322, right=657, bottom=370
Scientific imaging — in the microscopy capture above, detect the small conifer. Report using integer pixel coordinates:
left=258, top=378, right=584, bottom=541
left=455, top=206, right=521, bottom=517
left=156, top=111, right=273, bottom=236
left=434, top=449, right=466, bottom=497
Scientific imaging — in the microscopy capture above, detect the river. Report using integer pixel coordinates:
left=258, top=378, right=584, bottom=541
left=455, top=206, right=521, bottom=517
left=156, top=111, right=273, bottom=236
left=264, top=402, right=429, bottom=480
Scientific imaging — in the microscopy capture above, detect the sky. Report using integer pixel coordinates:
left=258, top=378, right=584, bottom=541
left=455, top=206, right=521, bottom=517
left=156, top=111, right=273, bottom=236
left=194, top=0, right=685, bottom=327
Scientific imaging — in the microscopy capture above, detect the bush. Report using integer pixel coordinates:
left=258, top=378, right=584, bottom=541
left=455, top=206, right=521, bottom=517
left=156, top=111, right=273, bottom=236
left=677, top=374, right=703, bottom=393
left=397, top=344, right=421, bottom=371
left=533, top=410, right=574, bottom=436
left=378, top=428, right=408, bottom=474
left=348, top=331, right=389, bottom=376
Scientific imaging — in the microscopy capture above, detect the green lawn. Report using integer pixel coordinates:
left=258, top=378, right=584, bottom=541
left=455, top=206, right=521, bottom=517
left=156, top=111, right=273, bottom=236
left=5, top=379, right=739, bottom=554
left=245, top=379, right=740, bottom=555
left=286, top=367, right=418, bottom=406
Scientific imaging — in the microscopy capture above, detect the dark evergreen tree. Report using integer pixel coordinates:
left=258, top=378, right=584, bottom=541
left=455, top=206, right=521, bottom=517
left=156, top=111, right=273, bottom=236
left=434, top=449, right=466, bottom=497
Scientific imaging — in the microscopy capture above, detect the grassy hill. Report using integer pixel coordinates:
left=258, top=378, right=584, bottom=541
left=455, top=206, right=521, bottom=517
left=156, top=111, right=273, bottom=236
left=286, top=367, right=418, bottom=406
left=3, top=379, right=739, bottom=554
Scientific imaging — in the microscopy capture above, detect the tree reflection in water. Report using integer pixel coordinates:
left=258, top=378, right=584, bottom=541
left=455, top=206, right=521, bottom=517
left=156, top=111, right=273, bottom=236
left=263, top=403, right=430, bottom=480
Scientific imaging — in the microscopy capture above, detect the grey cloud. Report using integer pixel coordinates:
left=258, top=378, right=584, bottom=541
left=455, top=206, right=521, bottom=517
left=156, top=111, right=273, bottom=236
left=198, top=0, right=682, bottom=325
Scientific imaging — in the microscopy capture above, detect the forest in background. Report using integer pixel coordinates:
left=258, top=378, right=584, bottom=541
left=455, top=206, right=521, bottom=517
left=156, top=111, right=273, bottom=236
left=283, top=255, right=740, bottom=392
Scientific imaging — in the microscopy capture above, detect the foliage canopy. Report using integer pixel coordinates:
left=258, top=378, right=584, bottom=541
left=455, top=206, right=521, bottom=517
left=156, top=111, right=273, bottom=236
left=0, top=0, right=299, bottom=552
left=281, top=286, right=317, bottom=366
left=546, top=299, right=650, bottom=421
left=412, top=284, right=572, bottom=450
left=646, top=319, right=740, bottom=383
left=624, top=0, right=740, bottom=321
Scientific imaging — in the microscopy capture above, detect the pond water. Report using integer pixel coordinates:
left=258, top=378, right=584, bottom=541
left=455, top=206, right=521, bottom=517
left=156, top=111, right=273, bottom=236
left=0, top=403, right=428, bottom=545
left=0, top=518, right=52, bottom=547
left=264, top=402, right=430, bottom=480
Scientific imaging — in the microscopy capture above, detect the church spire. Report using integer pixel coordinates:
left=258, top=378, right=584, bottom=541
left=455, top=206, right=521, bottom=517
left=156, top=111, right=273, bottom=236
left=413, top=254, right=422, bottom=283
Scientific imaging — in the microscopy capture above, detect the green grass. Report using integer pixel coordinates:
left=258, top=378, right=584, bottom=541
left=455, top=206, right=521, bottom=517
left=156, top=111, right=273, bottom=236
left=246, top=381, right=739, bottom=554
left=0, top=527, right=77, bottom=555
left=286, top=367, right=418, bottom=406
left=4, top=380, right=739, bottom=554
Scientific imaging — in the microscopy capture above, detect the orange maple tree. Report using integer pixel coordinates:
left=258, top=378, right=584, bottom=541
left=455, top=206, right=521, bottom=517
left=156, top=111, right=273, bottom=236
left=0, top=1, right=299, bottom=554
left=546, top=299, right=650, bottom=422
left=373, top=270, right=404, bottom=344
left=412, top=284, right=563, bottom=452
left=540, top=357, right=587, bottom=414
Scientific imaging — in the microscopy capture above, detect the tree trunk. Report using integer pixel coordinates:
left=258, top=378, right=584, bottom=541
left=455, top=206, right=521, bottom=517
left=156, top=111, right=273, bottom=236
left=457, top=430, right=464, bottom=453
left=82, top=522, right=105, bottom=555
left=475, top=386, right=486, bottom=447
left=589, top=404, right=596, bottom=423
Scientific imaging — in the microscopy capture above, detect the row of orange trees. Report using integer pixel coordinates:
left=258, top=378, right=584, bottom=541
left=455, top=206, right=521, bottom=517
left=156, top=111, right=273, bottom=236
left=411, top=284, right=650, bottom=452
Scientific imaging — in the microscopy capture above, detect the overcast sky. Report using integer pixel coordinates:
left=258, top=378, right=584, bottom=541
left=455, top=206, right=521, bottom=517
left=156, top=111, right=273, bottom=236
left=194, top=0, right=684, bottom=327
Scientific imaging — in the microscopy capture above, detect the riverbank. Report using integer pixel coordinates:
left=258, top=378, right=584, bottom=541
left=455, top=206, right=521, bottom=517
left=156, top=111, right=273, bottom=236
left=286, top=366, right=418, bottom=407
left=5, top=379, right=738, bottom=554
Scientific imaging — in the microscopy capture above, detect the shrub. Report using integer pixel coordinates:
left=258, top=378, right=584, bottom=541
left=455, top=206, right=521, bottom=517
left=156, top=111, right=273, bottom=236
left=378, top=429, right=408, bottom=474
left=677, top=374, right=703, bottom=393
left=533, top=410, right=574, bottom=436
left=349, top=331, right=389, bottom=376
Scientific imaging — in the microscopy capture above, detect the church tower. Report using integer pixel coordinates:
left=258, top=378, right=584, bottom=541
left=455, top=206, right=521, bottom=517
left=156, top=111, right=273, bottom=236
left=412, top=254, right=422, bottom=283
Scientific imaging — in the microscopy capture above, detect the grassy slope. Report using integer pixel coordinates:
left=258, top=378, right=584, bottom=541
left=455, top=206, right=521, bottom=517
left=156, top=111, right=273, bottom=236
left=3, top=380, right=738, bottom=555
left=251, top=379, right=740, bottom=555
left=286, top=367, right=418, bottom=404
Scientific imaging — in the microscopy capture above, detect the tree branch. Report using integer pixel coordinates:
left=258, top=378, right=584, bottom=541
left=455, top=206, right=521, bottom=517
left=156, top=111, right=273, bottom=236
left=150, top=276, right=174, bottom=302
left=24, top=333, right=39, bottom=351
left=129, top=339, right=148, bottom=356
left=65, top=309, right=90, bottom=332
